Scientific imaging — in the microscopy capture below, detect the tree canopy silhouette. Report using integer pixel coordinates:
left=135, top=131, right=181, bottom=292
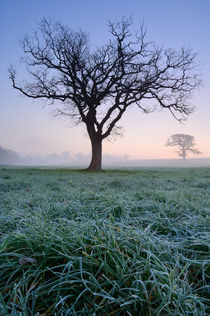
left=165, top=134, right=201, bottom=159
left=9, top=17, right=200, bottom=170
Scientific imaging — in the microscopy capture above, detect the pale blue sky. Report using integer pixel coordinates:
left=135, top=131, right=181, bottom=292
left=0, top=0, right=209, bottom=158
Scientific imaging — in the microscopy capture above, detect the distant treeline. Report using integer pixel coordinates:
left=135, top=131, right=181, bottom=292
left=0, top=146, right=22, bottom=164
left=0, top=145, right=209, bottom=167
left=0, top=145, right=129, bottom=166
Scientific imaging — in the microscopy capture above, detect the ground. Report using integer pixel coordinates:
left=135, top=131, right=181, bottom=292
left=0, top=167, right=209, bottom=315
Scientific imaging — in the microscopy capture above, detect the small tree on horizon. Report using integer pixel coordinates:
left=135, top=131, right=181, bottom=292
left=165, top=134, right=201, bottom=160
left=9, top=17, right=200, bottom=171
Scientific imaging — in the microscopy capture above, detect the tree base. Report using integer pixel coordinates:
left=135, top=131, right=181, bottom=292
left=86, top=166, right=103, bottom=172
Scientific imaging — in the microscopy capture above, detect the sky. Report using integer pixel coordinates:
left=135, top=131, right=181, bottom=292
left=0, top=0, right=210, bottom=160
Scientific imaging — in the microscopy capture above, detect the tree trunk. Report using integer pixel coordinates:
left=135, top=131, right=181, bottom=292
left=87, top=136, right=102, bottom=171
left=182, top=148, right=186, bottom=160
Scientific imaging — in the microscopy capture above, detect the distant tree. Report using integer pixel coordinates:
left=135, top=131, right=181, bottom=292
left=165, top=134, right=201, bottom=159
left=9, top=17, right=200, bottom=171
left=0, top=145, right=21, bottom=164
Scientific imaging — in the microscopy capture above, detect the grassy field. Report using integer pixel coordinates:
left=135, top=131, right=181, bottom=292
left=0, top=167, right=209, bottom=315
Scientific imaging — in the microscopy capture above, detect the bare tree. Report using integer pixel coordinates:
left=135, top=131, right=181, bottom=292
left=165, top=134, right=201, bottom=159
left=9, top=17, right=200, bottom=171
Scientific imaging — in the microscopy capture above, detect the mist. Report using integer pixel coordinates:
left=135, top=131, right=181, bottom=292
left=1, top=145, right=210, bottom=168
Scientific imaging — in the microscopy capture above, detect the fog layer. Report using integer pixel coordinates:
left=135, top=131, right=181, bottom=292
left=0, top=145, right=210, bottom=168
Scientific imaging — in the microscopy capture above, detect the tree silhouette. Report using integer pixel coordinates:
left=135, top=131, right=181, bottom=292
left=9, top=17, right=200, bottom=171
left=165, top=134, right=201, bottom=159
